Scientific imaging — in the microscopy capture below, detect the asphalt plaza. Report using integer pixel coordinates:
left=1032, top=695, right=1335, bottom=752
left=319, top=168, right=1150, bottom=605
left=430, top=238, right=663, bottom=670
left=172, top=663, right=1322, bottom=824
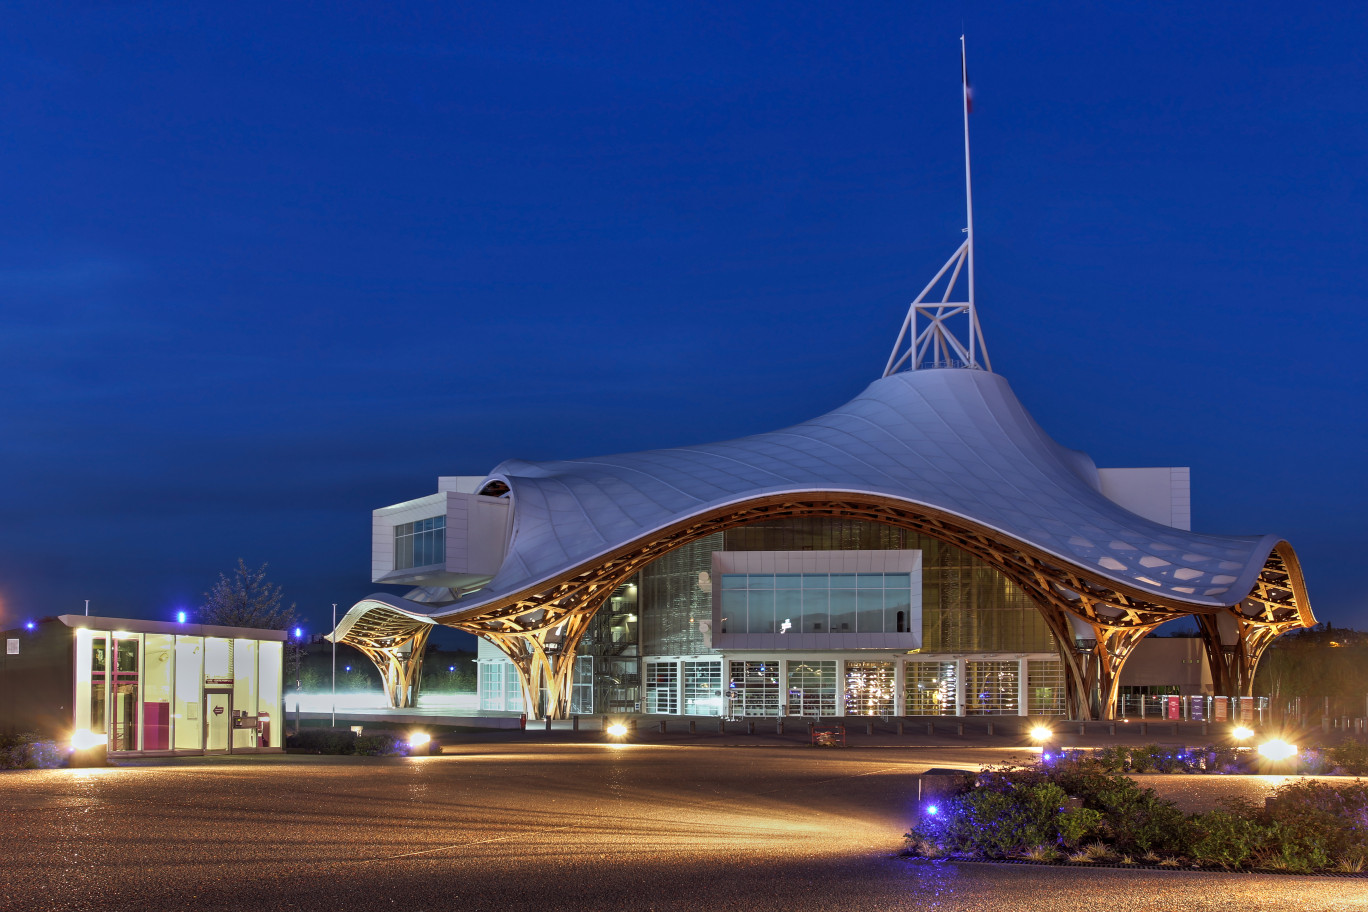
left=1, top=742, right=1364, bottom=912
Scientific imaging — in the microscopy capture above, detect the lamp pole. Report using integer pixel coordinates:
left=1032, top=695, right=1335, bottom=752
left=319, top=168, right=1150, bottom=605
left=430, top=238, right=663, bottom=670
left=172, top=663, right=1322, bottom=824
left=331, top=603, right=337, bottom=729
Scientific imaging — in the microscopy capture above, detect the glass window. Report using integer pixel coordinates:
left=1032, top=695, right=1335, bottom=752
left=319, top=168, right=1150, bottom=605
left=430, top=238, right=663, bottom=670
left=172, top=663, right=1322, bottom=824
left=142, top=634, right=174, bottom=751
left=774, top=574, right=802, bottom=589
left=718, top=589, right=745, bottom=633
left=747, top=574, right=774, bottom=589
left=174, top=636, right=203, bottom=750
left=801, top=588, right=828, bottom=633
left=905, top=661, right=958, bottom=716
left=747, top=589, right=775, bottom=634
left=394, top=515, right=446, bottom=571
left=828, top=589, right=856, bottom=633
left=479, top=663, right=504, bottom=712
left=774, top=590, right=801, bottom=634
left=856, top=590, right=884, bottom=632
left=885, top=589, right=913, bottom=634
left=845, top=661, right=896, bottom=715
left=720, top=574, right=747, bottom=589
left=802, top=574, right=828, bottom=589
left=856, top=574, right=885, bottom=588
left=257, top=641, right=283, bottom=748
left=204, top=638, right=232, bottom=685
left=884, top=573, right=912, bottom=588
left=232, top=639, right=258, bottom=749
left=786, top=661, right=837, bottom=716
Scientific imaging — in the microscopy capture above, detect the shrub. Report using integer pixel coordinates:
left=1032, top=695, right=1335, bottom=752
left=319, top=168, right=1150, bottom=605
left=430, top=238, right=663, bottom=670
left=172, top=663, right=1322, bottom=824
left=353, top=734, right=406, bottom=756
left=0, top=733, right=64, bottom=770
left=1190, top=810, right=1268, bottom=869
left=286, top=729, right=358, bottom=754
left=1329, top=739, right=1368, bottom=775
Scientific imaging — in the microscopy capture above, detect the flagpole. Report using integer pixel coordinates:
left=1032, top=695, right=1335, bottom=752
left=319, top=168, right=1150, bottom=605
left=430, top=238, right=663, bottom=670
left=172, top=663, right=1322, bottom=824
left=961, top=34, right=976, bottom=369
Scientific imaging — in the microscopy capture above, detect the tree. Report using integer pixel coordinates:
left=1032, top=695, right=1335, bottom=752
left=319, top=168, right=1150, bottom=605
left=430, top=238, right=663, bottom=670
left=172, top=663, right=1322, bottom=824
left=199, top=559, right=297, bottom=631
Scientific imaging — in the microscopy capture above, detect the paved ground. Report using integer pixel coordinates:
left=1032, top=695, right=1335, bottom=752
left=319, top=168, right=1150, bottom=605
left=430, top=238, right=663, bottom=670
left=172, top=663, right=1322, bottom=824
left=1, top=744, right=1364, bottom=912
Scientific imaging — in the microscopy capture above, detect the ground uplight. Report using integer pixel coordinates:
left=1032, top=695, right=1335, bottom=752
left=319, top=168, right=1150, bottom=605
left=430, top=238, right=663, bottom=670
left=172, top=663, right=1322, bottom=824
left=71, top=729, right=103, bottom=751
left=606, top=722, right=628, bottom=738
left=408, top=732, right=431, bottom=749
left=1258, top=739, right=1297, bottom=761
left=1029, top=725, right=1052, bottom=742
left=1232, top=726, right=1254, bottom=740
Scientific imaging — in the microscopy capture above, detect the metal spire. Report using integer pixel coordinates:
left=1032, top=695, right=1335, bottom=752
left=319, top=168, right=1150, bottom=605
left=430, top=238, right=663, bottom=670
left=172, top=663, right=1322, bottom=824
left=884, top=36, right=992, bottom=376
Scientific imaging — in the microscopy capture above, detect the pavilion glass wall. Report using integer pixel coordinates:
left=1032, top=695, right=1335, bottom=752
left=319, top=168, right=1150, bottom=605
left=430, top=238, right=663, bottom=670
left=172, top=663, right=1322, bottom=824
left=72, top=628, right=282, bottom=753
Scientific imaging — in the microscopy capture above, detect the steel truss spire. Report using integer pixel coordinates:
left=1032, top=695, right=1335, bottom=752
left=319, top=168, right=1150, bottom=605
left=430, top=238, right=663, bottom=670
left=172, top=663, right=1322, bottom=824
left=884, top=36, right=991, bottom=376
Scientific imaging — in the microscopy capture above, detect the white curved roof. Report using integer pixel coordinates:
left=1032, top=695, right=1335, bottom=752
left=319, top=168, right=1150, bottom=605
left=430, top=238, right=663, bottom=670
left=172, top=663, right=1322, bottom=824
left=433, top=368, right=1280, bottom=618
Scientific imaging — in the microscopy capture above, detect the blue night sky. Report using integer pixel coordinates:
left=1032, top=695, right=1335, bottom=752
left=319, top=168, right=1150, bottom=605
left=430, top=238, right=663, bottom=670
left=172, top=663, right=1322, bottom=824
left=1, top=3, right=1364, bottom=639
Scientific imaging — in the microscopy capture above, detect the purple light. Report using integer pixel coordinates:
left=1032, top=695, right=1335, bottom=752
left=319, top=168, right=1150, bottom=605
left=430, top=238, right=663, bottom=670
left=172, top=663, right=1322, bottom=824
left=293, top=627, right=302, bottom=638
left=24, top=621, right=35, bottom=630
left=926, top=804, right=939, bottom=816
left=176, top=610, right=187, bottom=624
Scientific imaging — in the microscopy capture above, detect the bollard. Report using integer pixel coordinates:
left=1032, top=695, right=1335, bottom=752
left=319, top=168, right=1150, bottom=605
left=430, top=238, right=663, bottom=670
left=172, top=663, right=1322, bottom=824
left=689, top=720, right=696, bottom=734
left=866, top=720, right=874, bottom=736
left=659, top=720, right=666, bottom=734
left=545, top=716, right=552, bottom=732
left=1323, top=717, right=1331, bottom=734
left=897, top=721, right=905, bottom=735
left=747, top=719, right=756, bottom=735
left=1139, top=721, right=1148, bottom=736
left=572, top=715, right=579, bottom=732
left=986, top=721, right=995, bottom=736
left=628, top=718, right=637, bottom=731
left=1108, top=722, right=1116, bottom=736
left=777, top=719, right=785, bottom=735
left=1077, top=722, right=1085, bottom=736
left=719, top=719, right=725, bottom=734
left=956, top=721, right=965, bottom=736
left=1201, top=723, right=1209, bottom=736
left=926, top=721, right=934, bottom=737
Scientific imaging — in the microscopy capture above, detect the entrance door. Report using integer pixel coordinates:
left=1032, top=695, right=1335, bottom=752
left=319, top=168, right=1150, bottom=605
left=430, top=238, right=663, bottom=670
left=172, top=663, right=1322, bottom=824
left=205, top=691, right=232, bottom=753
left=113, top=682, right=138, bottom=751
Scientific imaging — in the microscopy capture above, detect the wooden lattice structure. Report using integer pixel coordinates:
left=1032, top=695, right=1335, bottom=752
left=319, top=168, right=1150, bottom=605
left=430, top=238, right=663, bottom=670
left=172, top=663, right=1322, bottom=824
left=339, top=493, right=1314, bottom=720
left=327, top=603, right=435, bottom=709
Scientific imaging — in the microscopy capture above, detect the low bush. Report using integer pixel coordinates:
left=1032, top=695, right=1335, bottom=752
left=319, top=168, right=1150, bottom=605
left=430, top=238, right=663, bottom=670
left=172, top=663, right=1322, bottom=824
left=353, top=734, right=406, bottom=756
left=905, top=755, right=1368, bottom=874
left=0, top=733, right=64, bottom=770
left=1329, top=739, right=1368, bottom=776
left=286, top=729, right=359, bottom=754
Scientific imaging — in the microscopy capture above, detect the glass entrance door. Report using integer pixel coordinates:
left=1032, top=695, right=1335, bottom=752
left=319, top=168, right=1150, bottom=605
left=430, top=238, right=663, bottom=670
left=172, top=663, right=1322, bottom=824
left=205, top=691, right=232, bottom=752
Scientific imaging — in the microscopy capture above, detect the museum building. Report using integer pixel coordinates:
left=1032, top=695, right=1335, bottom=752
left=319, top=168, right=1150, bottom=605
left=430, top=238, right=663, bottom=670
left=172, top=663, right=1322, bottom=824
left=327, top=70, right=1313, bottom=722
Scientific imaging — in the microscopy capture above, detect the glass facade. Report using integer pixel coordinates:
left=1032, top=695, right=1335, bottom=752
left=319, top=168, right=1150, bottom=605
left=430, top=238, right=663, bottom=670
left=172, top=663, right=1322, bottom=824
left=965, top=660, right=1020, bottom=715
left=682, top=661, right=723, bottom=716
left=395, top=515, right=446, bottom=570
left=718, top=573, right=913, bottom=636
left=73, top=626, right=283, bottom=753
left=904, top=661, right=958, bottom=715
left=1028, top=660, right=1067, bottom=716
left=471, top=517, right=1073, bottom=719
left=786, top=660, right=838, bottom=716
left=727, top=660, right=781, bottom=717
left=844, top=661, right=896, bottom=716
left=644, top=661, right=679, bottom=714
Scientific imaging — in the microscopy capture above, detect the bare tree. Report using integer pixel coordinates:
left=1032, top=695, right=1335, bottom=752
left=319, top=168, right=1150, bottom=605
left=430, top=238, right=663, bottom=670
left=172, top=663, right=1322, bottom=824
left=199, top=559, right=297, bottom=631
